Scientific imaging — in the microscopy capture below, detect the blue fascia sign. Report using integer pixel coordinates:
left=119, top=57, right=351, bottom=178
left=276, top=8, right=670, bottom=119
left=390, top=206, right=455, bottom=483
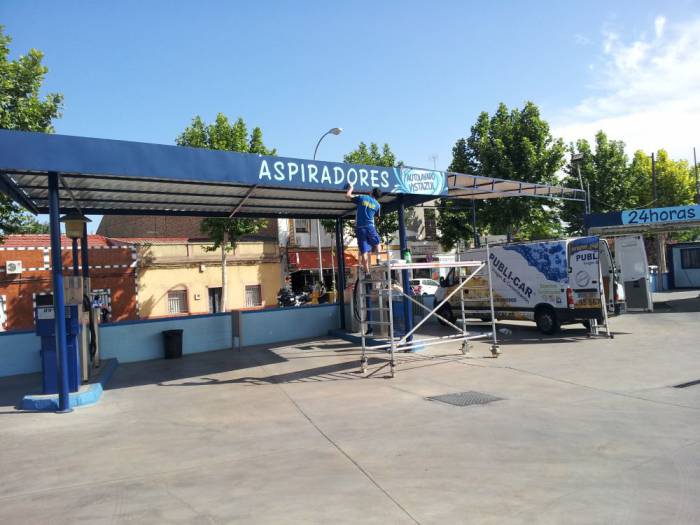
left=256, top=157, right=447, bottom=196
left=0, top=130, right=449, bottom=198
left=621, top=204, right=700, bottom=226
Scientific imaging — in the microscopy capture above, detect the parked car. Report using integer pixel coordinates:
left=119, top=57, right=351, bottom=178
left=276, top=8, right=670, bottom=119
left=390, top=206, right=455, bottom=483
left=410, top=278, right=440, bottom=295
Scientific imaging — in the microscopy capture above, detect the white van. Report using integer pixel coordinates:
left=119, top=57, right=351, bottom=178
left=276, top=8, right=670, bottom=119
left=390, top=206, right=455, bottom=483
left=435, top=236, right=626, bottom=334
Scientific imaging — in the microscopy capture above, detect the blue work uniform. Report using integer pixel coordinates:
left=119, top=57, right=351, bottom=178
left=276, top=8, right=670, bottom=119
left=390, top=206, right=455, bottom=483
left=352, top=195, right=381, bottom=254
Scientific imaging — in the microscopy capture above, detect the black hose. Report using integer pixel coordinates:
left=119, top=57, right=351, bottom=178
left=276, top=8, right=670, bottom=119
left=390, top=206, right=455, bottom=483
left=352, top=278, right=366, bottom=323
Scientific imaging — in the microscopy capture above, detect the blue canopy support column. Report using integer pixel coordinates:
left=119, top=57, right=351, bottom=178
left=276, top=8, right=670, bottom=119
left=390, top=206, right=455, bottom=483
left=397, top=197, right=413, bottom=341
left=80, top=223, right=90, bottom=281
left=335, top=218, right=346, bottom=330
left=48, top=172, right=72, bottom=413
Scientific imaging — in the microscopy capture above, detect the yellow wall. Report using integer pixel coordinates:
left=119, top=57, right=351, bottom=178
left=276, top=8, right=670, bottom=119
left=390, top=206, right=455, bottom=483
left=136, top=241, right=282, bottom=318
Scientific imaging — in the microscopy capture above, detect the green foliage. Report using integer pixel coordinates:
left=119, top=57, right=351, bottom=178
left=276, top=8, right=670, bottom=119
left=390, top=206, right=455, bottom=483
left=338, top=142, right=400, bottom=244
left=0, top=26, right=63, bottom=241
left=441, top=102, right=565, bottom=246
left=0, top=26, right=63, bottom=132
left=437, top=138, right=474, bottom=250
left=561, top=131, right=635, bottom=234
left=176, top=113, right=274, bottom=249
left=628, top=149, right=695, bottom=208
left=199, top=217, right=266, bottom=252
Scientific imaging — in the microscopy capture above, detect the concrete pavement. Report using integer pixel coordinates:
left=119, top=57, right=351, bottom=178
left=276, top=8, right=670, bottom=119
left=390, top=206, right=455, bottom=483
left=1, top=293, right=699, bottom=524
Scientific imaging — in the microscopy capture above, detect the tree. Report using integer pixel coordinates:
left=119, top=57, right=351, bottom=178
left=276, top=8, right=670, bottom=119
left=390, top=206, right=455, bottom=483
left=628, top=149, right=695, bottom=208
left=0, top=26, right=63, bottom=241
left=442, top=102, right=566, bottom=246
left=560, top=131, right=635, bottom=234
left=437, top=138, right=475, bottom=250
left=176, top=113, right=273, bottom=310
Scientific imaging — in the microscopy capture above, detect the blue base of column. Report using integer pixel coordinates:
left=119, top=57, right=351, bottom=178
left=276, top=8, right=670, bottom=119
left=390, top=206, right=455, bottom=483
left=328, top=329, right=425, bottom=353
left=20, top=358, right=119, bottom=411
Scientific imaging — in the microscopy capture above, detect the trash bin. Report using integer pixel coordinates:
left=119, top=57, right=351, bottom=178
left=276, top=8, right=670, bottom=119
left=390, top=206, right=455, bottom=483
left=163, top=329, right=183, bottom=359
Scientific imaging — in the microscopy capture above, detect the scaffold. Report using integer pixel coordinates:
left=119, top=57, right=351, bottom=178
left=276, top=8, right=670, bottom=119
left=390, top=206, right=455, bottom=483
left=356, top=246, right=501, bottom=378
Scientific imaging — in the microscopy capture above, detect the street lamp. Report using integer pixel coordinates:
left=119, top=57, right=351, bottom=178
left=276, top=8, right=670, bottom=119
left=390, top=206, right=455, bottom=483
left=312, top=127, right=343, bottom=289
left=60, top=211, right=90, bottom=276
left=60, top=211, right=91, bottom=239
left=571, top=153, right=589, bottom=214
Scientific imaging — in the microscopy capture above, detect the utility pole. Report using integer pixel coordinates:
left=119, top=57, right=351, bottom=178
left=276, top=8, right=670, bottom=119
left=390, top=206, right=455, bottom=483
left=651, top=152, right=657, bottom=205
left=694, top=147, right=699, bottom=204
left=651, top=151, right=666, bottom=289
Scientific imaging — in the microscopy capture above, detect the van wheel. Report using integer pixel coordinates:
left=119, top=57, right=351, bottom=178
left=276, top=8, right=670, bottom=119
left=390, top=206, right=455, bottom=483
left=437, top=304, right=455, bottom=326
left=535, top=307, right=560, bottom=335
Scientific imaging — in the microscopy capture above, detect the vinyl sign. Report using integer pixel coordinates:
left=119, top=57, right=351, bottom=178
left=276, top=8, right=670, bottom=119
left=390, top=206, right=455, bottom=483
left=257, top=160, right=447, bottom=196
left=569, top=236, right=599, bottom=290
left=622, top=204, right=700, bottom=226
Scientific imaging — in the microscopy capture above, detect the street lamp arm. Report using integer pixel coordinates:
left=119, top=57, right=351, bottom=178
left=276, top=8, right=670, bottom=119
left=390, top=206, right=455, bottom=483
left=313, top=131, right=332, bottom=161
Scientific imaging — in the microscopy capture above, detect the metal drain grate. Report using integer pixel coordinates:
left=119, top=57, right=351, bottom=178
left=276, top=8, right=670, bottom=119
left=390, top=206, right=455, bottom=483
left=427, top=391, right=503, bottom=407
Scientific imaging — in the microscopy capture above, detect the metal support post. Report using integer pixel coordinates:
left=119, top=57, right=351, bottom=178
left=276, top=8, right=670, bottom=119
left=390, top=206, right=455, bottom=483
left=48, top=172, right=72, bottom=413
left=397, top=198, right=413, bottom=343
left=71, top=238, right=80, bottom=276
left=485, top=245, right=501, bottom=355
left=316, top=219, right=324, bottom=285
left=387, top=266, right=396, bottom=377
left=80, top=223, right=90, bottom=280
left=335, top=218, right=346, bottom=330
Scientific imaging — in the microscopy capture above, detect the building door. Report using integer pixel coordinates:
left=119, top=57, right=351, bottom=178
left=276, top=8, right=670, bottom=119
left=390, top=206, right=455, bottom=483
left=208, top=287, right=222, bottom=313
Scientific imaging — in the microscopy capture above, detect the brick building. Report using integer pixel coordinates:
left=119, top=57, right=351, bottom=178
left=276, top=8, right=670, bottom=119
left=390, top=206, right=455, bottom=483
left=0, top=235, right=137, bottom=331
left=97, top=215, right=279, bottom=242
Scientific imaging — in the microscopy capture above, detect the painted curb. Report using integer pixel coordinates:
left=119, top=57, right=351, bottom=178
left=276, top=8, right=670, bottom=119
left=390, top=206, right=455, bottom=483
left=328, top=329, right=425, bottom=353
left=20, top=358, right=119, bottom=411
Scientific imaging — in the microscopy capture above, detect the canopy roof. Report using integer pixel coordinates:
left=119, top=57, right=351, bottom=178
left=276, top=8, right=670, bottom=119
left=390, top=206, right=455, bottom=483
left=0, top=130, right=584, bottom=219
left=447, top=173, right=585, bottom=202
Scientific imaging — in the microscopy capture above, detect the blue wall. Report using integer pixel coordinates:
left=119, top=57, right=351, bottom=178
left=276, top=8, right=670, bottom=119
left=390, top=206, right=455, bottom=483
left=0, top=305, right=341, bottom=377
left=99, top=313, right=232, bottom=363
left=0, top=330, right=41, bottom=377
left=240, top=304, right=340, bottom=347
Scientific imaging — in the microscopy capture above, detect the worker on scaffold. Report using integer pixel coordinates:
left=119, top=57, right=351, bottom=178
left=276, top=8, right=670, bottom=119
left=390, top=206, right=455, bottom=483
left=345, top=183, right=381, bottom=274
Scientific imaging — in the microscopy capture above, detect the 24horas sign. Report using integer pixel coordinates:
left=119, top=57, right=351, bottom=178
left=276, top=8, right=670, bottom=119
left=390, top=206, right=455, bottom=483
left=622, top=204, right=699, bottom=225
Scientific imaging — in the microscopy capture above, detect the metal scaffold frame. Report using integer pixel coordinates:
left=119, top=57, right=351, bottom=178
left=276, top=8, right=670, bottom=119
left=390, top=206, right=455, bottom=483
left=357, top=247, right=501, bottom=378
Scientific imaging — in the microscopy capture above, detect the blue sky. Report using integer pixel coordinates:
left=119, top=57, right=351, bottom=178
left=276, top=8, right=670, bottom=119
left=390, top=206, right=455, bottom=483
left=3, top=1, right=699, bottom=193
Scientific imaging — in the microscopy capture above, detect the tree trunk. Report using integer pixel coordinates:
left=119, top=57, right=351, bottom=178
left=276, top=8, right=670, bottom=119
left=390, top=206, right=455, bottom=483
left=221, top=233, right=228, bottom=312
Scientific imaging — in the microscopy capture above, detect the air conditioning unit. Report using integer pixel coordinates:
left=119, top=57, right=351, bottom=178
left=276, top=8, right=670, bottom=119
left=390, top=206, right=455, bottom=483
left=6, top=261, right=22, bottom=274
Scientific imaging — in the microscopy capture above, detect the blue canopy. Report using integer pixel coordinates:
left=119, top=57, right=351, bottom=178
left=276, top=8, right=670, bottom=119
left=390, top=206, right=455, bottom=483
left=0, top=130, right=447, bottom=219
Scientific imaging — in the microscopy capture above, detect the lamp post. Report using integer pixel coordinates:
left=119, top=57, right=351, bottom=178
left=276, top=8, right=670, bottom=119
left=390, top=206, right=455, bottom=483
left=60, top=212, right=91, bottom=276
left=312, top=127, right=343, bottom=288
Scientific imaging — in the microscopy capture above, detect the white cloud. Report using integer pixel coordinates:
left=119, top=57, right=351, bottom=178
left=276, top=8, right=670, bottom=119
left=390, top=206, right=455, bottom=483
left=552, top=15, right=700, bottom=161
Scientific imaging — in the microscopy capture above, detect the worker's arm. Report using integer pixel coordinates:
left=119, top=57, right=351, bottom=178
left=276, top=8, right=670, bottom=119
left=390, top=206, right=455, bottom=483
left=344, top=183, right=354, bottom=200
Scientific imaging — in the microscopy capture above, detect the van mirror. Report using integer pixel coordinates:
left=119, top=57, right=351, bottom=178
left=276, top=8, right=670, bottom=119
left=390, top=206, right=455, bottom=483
left=439, top=276, right=446, bottom=287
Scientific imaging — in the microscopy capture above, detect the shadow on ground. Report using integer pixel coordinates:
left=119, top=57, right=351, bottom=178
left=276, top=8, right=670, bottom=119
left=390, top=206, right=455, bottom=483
left=653, top=290, right=700, bottom=313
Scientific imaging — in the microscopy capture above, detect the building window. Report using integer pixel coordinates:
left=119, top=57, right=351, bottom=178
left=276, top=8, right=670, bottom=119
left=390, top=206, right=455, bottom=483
left=681, top=247, right=700, bottom=269
left=424, top=209, right=437, bottom=240
left=245, top=285, right=262, bottom=307
left=294, top=219, right=310, bottom=234
left=168, top=289, right=188, bottom=314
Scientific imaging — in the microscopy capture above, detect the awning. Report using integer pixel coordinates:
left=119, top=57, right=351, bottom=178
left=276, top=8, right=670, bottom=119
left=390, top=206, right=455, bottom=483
left=446, top=172, right=585, bottom=201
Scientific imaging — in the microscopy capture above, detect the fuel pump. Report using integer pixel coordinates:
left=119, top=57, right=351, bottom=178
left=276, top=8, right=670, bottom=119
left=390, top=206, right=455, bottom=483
left=35, top=276, right=83, bottom=394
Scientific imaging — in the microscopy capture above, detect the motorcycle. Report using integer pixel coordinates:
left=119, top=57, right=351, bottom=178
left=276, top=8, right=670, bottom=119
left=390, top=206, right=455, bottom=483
left=277, top=287, right=311, bottom=308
